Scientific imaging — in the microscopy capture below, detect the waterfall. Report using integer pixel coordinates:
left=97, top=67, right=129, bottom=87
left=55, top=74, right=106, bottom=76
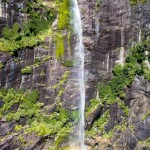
left=71, top=0, right=85, bottom=149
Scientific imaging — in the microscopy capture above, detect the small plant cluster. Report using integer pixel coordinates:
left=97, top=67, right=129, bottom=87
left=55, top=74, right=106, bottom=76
left=53, top=71, right=70, bottom=106
left=0, top=62, right=4, bottom=69
left=138, top=137, right=150, bottom=147
left=0, top=87, right=78, bottom=149
left=0, top=88, right=40, bottom=121
left=86, top=110, right=110, bottom=137
left=21, top=66, right=33, bottom=74
left=129, top=0, right=147, bottom=5
left=33, top=55, right=52, bottom=68
left=62, top=59, right=74, bottom=67
left=142, top=110, right=150, bottom=120
left=0, top=0, right=56, bottom=54
left=85, top=99, right=103, bottom=118
left=85, top=39, right=150, bottom=139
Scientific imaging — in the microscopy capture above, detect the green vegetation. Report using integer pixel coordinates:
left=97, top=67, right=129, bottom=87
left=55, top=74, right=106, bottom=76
left=86, top=39, right=150, bottom=139
left=55, top=34, right=65, bottom=60
left=43, top=56, right=51, bottom=62
left=33, top=55, right=51, bottom=68
left=103, top=122, right=127, bottom=139
left=138, top=138, right=150, bottom=147
left=62, top=60, right=74, bottom=67
left=0, top=88, right=78, bottom=149
left=0, top=0, right=56, bottom=54
left=86, top=110, right=110, bottom=137
left=0, top=89, right=40, bottom=120
left=0, top=63, right=4, bottom=69
left=21, top=66, right=32, bottom=74
left=142, top=110, right=150, bottom=120
left=0, top=0, right=71, bottom=60
left=85, top=99, right=103, bottom=117
left=57, top=0, right=70, bottom=31
left=55, top=0, right=71, bottom=59
left=53, top=71, right=70, bottom=106
left=129, top=0, right=147, bottom=5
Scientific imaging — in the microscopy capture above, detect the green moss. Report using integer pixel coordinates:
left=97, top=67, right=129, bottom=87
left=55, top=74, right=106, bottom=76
left=85, top=99, right=103, bottom=118
left=0, top=88, right=7, bottom=99
left=0, top=0, right=56, bottom=53
left=86, top=110, right=110, bottom=138
left=62, top=60, right=74, bottom=67
left=143, top=62, right=150, bottom=81
left=138, top=137, right=150, bottom=147
left=57, top=0, right=70, bottom=31
left=0, top=89, right=41, bottom=120
left=53, top=71, right=70, bottom=89
left=55, top=34, right=65, bottom=60
left=53, top=71, right=70, bottom=106
left=129, top=0, right=147, bottom=5
left=34, top=57, right=41, bottom=64
left=55, top=0, right=71, bottom=60
left=54, top=124, right=72, bottom=150
left=0, top=63, right=4, bottom=69
left=43, top=56, right=51, bottom=62
left=0, top=87, right=77, bottom=149
left=142, top=110, right=150, bottom=120
left=15, top=125, right=23, bottom=132
left=130, top=125, right=135, bottom=133
left=99, top=39, right=150, bottom=114
left=21, top=66, right=32, bottom=74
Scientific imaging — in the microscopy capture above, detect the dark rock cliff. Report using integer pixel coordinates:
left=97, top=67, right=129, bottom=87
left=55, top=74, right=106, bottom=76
left=0, top=0, right=150, bottom=150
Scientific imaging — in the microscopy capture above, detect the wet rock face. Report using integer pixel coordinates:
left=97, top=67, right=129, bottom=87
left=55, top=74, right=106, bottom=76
left=0, top=44, right=82, bottom=109
left=125, top=76, right=150, bottom=124
left=130, top=1, right=150, bottom=41
left=135, top=117, right=150, bottom=141
left=111, top=76, right=150, bottom=150
left=76, top=0, right=131, bottom=102
left=127, top=76, right=150, bottom=142
left=86, top=76, right=150, bottom=150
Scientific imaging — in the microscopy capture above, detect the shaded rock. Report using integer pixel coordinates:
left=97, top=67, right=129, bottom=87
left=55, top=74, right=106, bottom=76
left=95, top=136, right=113, bottom=150
left=42, top=103, right=56, bottom=115
left=85, top=105, right=103, bottom=130
left=106, top=103, right=124, bottom=132
left=85, top=138, right=97, bottom=148
left=135, top=116, right=150, bottom=141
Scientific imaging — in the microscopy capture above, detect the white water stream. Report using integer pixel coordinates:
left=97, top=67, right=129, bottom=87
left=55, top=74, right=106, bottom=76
left=71, top=0, right=85, bottom=149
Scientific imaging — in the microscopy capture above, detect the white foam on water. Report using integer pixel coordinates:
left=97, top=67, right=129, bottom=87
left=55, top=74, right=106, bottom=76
left=71, top=0, right=86, bottom=149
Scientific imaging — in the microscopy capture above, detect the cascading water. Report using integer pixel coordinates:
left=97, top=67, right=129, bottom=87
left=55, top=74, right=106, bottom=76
left=71, top=0, right=85, bottom=149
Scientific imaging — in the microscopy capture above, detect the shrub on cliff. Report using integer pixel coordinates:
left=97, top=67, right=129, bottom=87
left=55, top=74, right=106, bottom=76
left=129, top=0, right=147, bottom=5
left=0, top=0, right=56, bottom=53
left=86, top=38, right=150, bottom=139
left=21, top=66, right=32, bottom=74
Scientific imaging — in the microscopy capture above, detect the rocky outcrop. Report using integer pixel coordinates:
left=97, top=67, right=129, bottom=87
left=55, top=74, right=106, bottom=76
left=85, top=105, right=103, bottom=130
left=112, top=76, right=150, bottom=150
left=75, top=0, right=131, bottom=102
left=85, top=76, right=150, bottom=150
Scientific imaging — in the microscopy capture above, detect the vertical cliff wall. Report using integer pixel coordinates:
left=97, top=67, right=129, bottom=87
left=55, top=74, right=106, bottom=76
left=0, top=0, right=150, bottom=149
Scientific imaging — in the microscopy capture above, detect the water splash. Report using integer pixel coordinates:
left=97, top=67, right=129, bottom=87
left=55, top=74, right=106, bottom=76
left=71, top=0, right=85, bottom=149
left=106, top=54, right=109, bottom=72
left=138, top=21, right=142, bottom=42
